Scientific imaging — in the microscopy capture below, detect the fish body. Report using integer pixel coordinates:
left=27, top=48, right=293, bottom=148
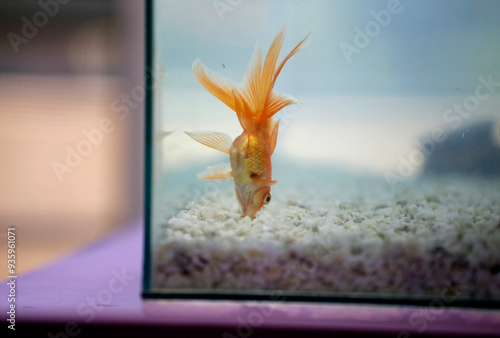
left=186, top=28, right=309, bottom=219
left=230, top=130, right=275, bottom=218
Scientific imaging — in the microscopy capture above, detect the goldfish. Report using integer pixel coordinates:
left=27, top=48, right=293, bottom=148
left=186, top=28, right=309, bottom=219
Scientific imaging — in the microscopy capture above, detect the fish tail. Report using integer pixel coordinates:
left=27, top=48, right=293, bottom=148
left=241, top=28, right=310, bottom=127
left=192, top=58, right=237, bottom=112
left=192, top=28, right=310, bottom=131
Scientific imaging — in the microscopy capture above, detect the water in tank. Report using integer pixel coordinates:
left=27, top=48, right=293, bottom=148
left=144, top=0, right=500, bottom=304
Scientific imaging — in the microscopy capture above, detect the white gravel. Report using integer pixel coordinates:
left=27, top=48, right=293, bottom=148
left=153, top=172, right=500, bottom=299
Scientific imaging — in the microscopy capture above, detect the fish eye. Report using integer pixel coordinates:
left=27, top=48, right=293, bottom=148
left=263, top=192, right=271, bottom=205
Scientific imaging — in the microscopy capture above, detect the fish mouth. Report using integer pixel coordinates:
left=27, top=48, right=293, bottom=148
left=234, top=183, right=261, bottom=219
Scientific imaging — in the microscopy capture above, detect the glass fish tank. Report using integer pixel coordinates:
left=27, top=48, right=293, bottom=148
left=143, top=0, right=500, bottom=306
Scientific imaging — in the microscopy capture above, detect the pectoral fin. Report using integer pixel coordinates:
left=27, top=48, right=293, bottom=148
left=252, top=177, right=277, bottom=187
left=185, top=131, right=233, bottom=154
left=197, top=163, right=232, bottom=180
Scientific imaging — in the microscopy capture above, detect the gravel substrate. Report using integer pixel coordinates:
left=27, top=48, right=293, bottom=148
left=153, top=173, right=500, bottom=299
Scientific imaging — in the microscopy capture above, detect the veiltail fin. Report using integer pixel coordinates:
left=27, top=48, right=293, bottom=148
left=259, top=31, right=311, bottom=122
left=192, top=29, right=310, bottom=131
left=193, top=59, right=237, bottom=112
left=242, top=28, right=310, bottom=125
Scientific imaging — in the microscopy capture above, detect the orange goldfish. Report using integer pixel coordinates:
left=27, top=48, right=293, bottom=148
left=186, top=29, right=309, bottom=219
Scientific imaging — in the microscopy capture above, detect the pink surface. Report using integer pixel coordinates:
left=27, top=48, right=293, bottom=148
left=2, top=220, right=500, bottom=335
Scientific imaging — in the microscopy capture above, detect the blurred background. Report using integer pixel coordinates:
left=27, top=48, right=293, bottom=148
left=0, top=0, right=144, bottom=276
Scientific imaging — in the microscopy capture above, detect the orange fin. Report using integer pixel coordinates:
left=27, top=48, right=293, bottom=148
left=193, top=29, right=309, bottom=132
left=259, top=32, right=310, bottom=122
left=185, top=131, right=233, bottom=154
left=263, top=92, right=297, bottom=122
left=232, top=89, right=252, bottom=132
left=197, top=163, right=232, bottom=180
left=271, top=32, right=311, bottom=91
left=239, top=28, right=286, bottom=122
left=246, top=28, right=309, bottom=124
left=240, top=42, right=262, bottom=113
left=192, top=59, right=237, bottom=112
left=260, top=29, right=286, bottom=106
left=269, top=118, right=280, bottom=155
left=253, top=177, right=277, bottom=187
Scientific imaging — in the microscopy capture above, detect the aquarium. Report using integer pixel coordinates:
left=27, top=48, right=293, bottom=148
left=144, top=0, right=500, bottom=305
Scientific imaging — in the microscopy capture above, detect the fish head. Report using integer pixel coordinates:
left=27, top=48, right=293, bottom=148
left=234, top=182, right=273, bottom=219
